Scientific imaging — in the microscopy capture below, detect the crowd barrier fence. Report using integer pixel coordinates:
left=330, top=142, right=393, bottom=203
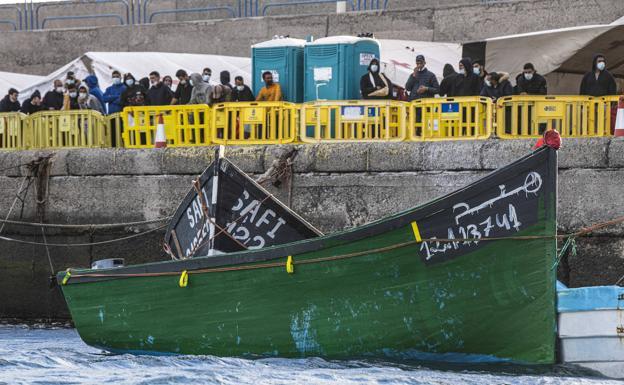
left=25, top=110, right=111, bottom=149
left=0, top=112, right=28, bottom=150
left=300, top=100, right=406, bottom=143
left=410, top=96, right=492, bottom=141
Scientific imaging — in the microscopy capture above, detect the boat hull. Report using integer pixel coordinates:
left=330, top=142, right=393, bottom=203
left=59, top=148, right=558, bottom=363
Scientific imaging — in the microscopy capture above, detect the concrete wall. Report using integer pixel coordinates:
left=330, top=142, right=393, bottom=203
left=1, top=0, right=624, bottom=75
left=0, top=138, right=623, bottom=320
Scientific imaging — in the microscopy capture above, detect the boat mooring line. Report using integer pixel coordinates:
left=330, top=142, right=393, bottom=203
left=0, top=216, right=173, bottom=229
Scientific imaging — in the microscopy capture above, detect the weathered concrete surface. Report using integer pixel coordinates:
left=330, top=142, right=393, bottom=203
left=1, top=0, right=623, bottom=75
left=0, top=138, right=623, bottom=319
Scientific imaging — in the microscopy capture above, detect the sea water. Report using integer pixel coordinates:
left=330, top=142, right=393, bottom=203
left=0, top=325, right=618, bottom=385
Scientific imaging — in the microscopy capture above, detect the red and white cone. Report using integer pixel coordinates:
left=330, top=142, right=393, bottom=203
left=614, top=96, right=624, bottom=137
left=154, top=114, right=167, bottom=148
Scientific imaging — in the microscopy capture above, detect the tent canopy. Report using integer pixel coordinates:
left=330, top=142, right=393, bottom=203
left=0, top=71, right=45, bottom=97
left=463, top=22, right=624, bottom=94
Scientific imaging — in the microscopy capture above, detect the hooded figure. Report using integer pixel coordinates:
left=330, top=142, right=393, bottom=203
left=77, top=85, right=105, bottom=114
left=188, top=73, right=212, bottom=105
left=220, top=71, right=233, bottom=90
left=20, top=90, right=43, bottom=115
left=439, top=63, right=457, bottom=97
left=84, top=75, right=105, bottom=108
left=360, top=58, right=393, bottom=99
left=120, top=73, right=148, bottom=107
left=451, top=58, right=481, bottom=97
left=579, top=54, right=617, bottom=96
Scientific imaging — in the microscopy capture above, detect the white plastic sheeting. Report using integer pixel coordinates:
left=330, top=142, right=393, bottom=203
left=0, top=71, right=45, bottom=96
left=19, top=52, right=252, bottom=102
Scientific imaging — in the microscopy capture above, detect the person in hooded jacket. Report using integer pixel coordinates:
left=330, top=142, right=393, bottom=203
left=103, top=70, right=126, bottom=114
left=360, top=58, right=393, bottom=99
left=0, top=88, right=20, bottom=112
left=77, top=85, right=105, bottom=114
left=579, top=54, right=617, bottom=96
left=515, top=63, right=547, bottom=95
left=438, top=63, right=457, bottom=97
left=232, top=76, right=254, bottom=102
left=220, top=71, right=233, bottom=91
left=84, top=75, right=105, bottom=108
left=480, top=72, right=513, bottom=101
left=120, top=73, right=148, bottom=107
left=20, top=90, right=43, bottom=115
left=188, top=73, right=212, bottom=105
left=42, top=80, right=65, bottom=110
left=450, top=58, right=481, bottom=97
left=405, top=54, right=439, bottom=101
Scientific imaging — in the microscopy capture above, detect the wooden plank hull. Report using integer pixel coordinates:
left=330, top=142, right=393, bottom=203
left=58, top=147, right=558, bottom=363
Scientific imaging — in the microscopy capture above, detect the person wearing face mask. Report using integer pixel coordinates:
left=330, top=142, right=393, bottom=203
left=62, top=84, right=80, bottom=110
left=146, top=71, right=173, bottom=106
left=188, top=73, right=212, bottom=105
left=171, top=69, right=193, bottom=105
left=42, top=80, right=65, bottom=110
left=450, top=58, right=481, bottom=97
left=256, top=71, right=283, bottom=101
left=77, top=85, right=105, bottom=114
left=405, top=54, right=439, bottom=101
left=202, top=68, right=212, bottom=83
left=163, top=75, right=173, bottom=90
left=514, top=63, right=547, bottom=95
left=120, top=73, right=148, bottom=107
left=65, top=71, right=78, bottom=87
left=360, top=58, right=393, bottom=100
left=231, top=76, right=254, bottom=102
left=103, top=70, right=126, bottom=114
left=480, top=72, right=512, bottom=101
left=0, top=88, right=20, bottom=112
left=20, top=90, right=43, bottom=115
left=472, top=61, right=487, bottom=90
left=579, top=54, right=617, bottom=96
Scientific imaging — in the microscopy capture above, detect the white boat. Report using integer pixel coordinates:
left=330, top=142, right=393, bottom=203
left=557, top=282, right=624, bottom=378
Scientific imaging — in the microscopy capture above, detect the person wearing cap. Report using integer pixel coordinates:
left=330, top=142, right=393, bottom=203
left=0, top=88, right=20, bottom=112
left=405, top=54, right=439, bottom=101
left=65, top=71, right=80, bottom=88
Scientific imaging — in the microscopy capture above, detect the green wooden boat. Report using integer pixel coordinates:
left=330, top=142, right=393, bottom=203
left=57, top=146, right=557, bottom=364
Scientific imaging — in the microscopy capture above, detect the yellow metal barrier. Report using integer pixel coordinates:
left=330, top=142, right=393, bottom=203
left=409, top=97, right=492, bottom=141
left=598, top=95, right=622, bottom=136
left=122, top=105, right=211, bottom=148
left=0, top=112, right=28, bottom=150
left=25, top=110, right=111, bottom=148
left=496, top=95, right=613, bottom=138
left=106, top=112, right=124, bottom=148
left=212, top=102, right=298, bottom=145
left=299, top=100, right=406, bottom=143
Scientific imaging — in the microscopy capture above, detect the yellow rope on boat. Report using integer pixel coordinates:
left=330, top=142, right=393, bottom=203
left=410, top=221, right=422, bottom=242
left=286, top=256, right=294, bottom=274
left=179, top=270, right=188, bottom=288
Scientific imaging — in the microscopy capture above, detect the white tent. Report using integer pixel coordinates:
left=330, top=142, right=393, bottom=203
left=0, top=71, right=45, bottom=96
left=19, top=52, right=252, bottom=102
left=378, top=39, right=462, bottom=87
left=463, top=21, right=624, bottom=94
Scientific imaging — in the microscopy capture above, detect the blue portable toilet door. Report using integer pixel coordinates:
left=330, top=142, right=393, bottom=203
left=252, top=47, right=287, bottom=100
left=305, top=44, right=340, bottom=101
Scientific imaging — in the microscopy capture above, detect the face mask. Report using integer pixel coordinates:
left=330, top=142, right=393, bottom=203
left=458, top=68, right=465, bottom=75
left=66, top=79, right=74, bottom=85
left=125, top=79, right=134, bottom=86
left=180, top=79, right=187, bottom=85
left=55, top=86, right=64, bottom=93
left=418, top=66, right=425, bottom=72
left=189, top=80, right=194, bottom=86
left=79, top=92, right=87, bottom=99
left=524, top=73, right=533, bottom=81
left=484, top=79, right=491, bottom=87
left=473, top=67, right=481, bottom=75
left=236, top=85, right=244, bottom=91
left=202, top=75, right=210, bottom=82
left=69, top=92, right=77, bottom=98
left=597, top=62, right=606, bottom=71
left=370, top=64, right=379, bottom=72
left=112, top=78, right=121, bottom=85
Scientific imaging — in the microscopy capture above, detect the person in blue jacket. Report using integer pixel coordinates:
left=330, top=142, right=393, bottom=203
left=102, top=70, right=126, bottom=114
left=84, top=74, right=105, bottom=109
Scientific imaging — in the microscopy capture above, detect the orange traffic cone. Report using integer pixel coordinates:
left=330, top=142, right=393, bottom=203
left=615, top=96, right=624, bottom=137
left=154, top=113, right=167, bottom=148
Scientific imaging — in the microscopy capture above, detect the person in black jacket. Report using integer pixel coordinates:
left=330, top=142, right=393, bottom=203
left=42, top=80, right=65, bottom=110
left=405, top=54, right=439, bottom=101
left=360, top=58, right=393, bottom=99
left=220, top=71, right=233, bottom=91
left=450, top=58, right=481, bottom=97
left=438, top=63, right=456, bottom=97
left=480, top=72, right=513, bottom=101
left=147, top=71, right=173, bottom=106
left=120, top=73, right=148, bottom=107
left=232, top=76, right=255, bottom=102
left=515, top=63, right=547, bottom=95
left=0, top=88, right=20, bottom=112
left=20, top=90, right=43, bottom=114
left=579, top=54, right=617, bottom=96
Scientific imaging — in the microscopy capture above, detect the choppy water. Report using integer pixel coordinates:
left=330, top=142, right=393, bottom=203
left=0, top=325, right=618, bottom=385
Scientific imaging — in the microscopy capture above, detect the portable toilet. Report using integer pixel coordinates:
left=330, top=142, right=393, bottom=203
left=252, top=38, right=305, bottom=103
left=304, top=36, right=380, bottom=101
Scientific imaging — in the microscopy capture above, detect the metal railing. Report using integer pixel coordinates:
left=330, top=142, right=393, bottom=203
left=34, top=0, right=130, bottom=29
